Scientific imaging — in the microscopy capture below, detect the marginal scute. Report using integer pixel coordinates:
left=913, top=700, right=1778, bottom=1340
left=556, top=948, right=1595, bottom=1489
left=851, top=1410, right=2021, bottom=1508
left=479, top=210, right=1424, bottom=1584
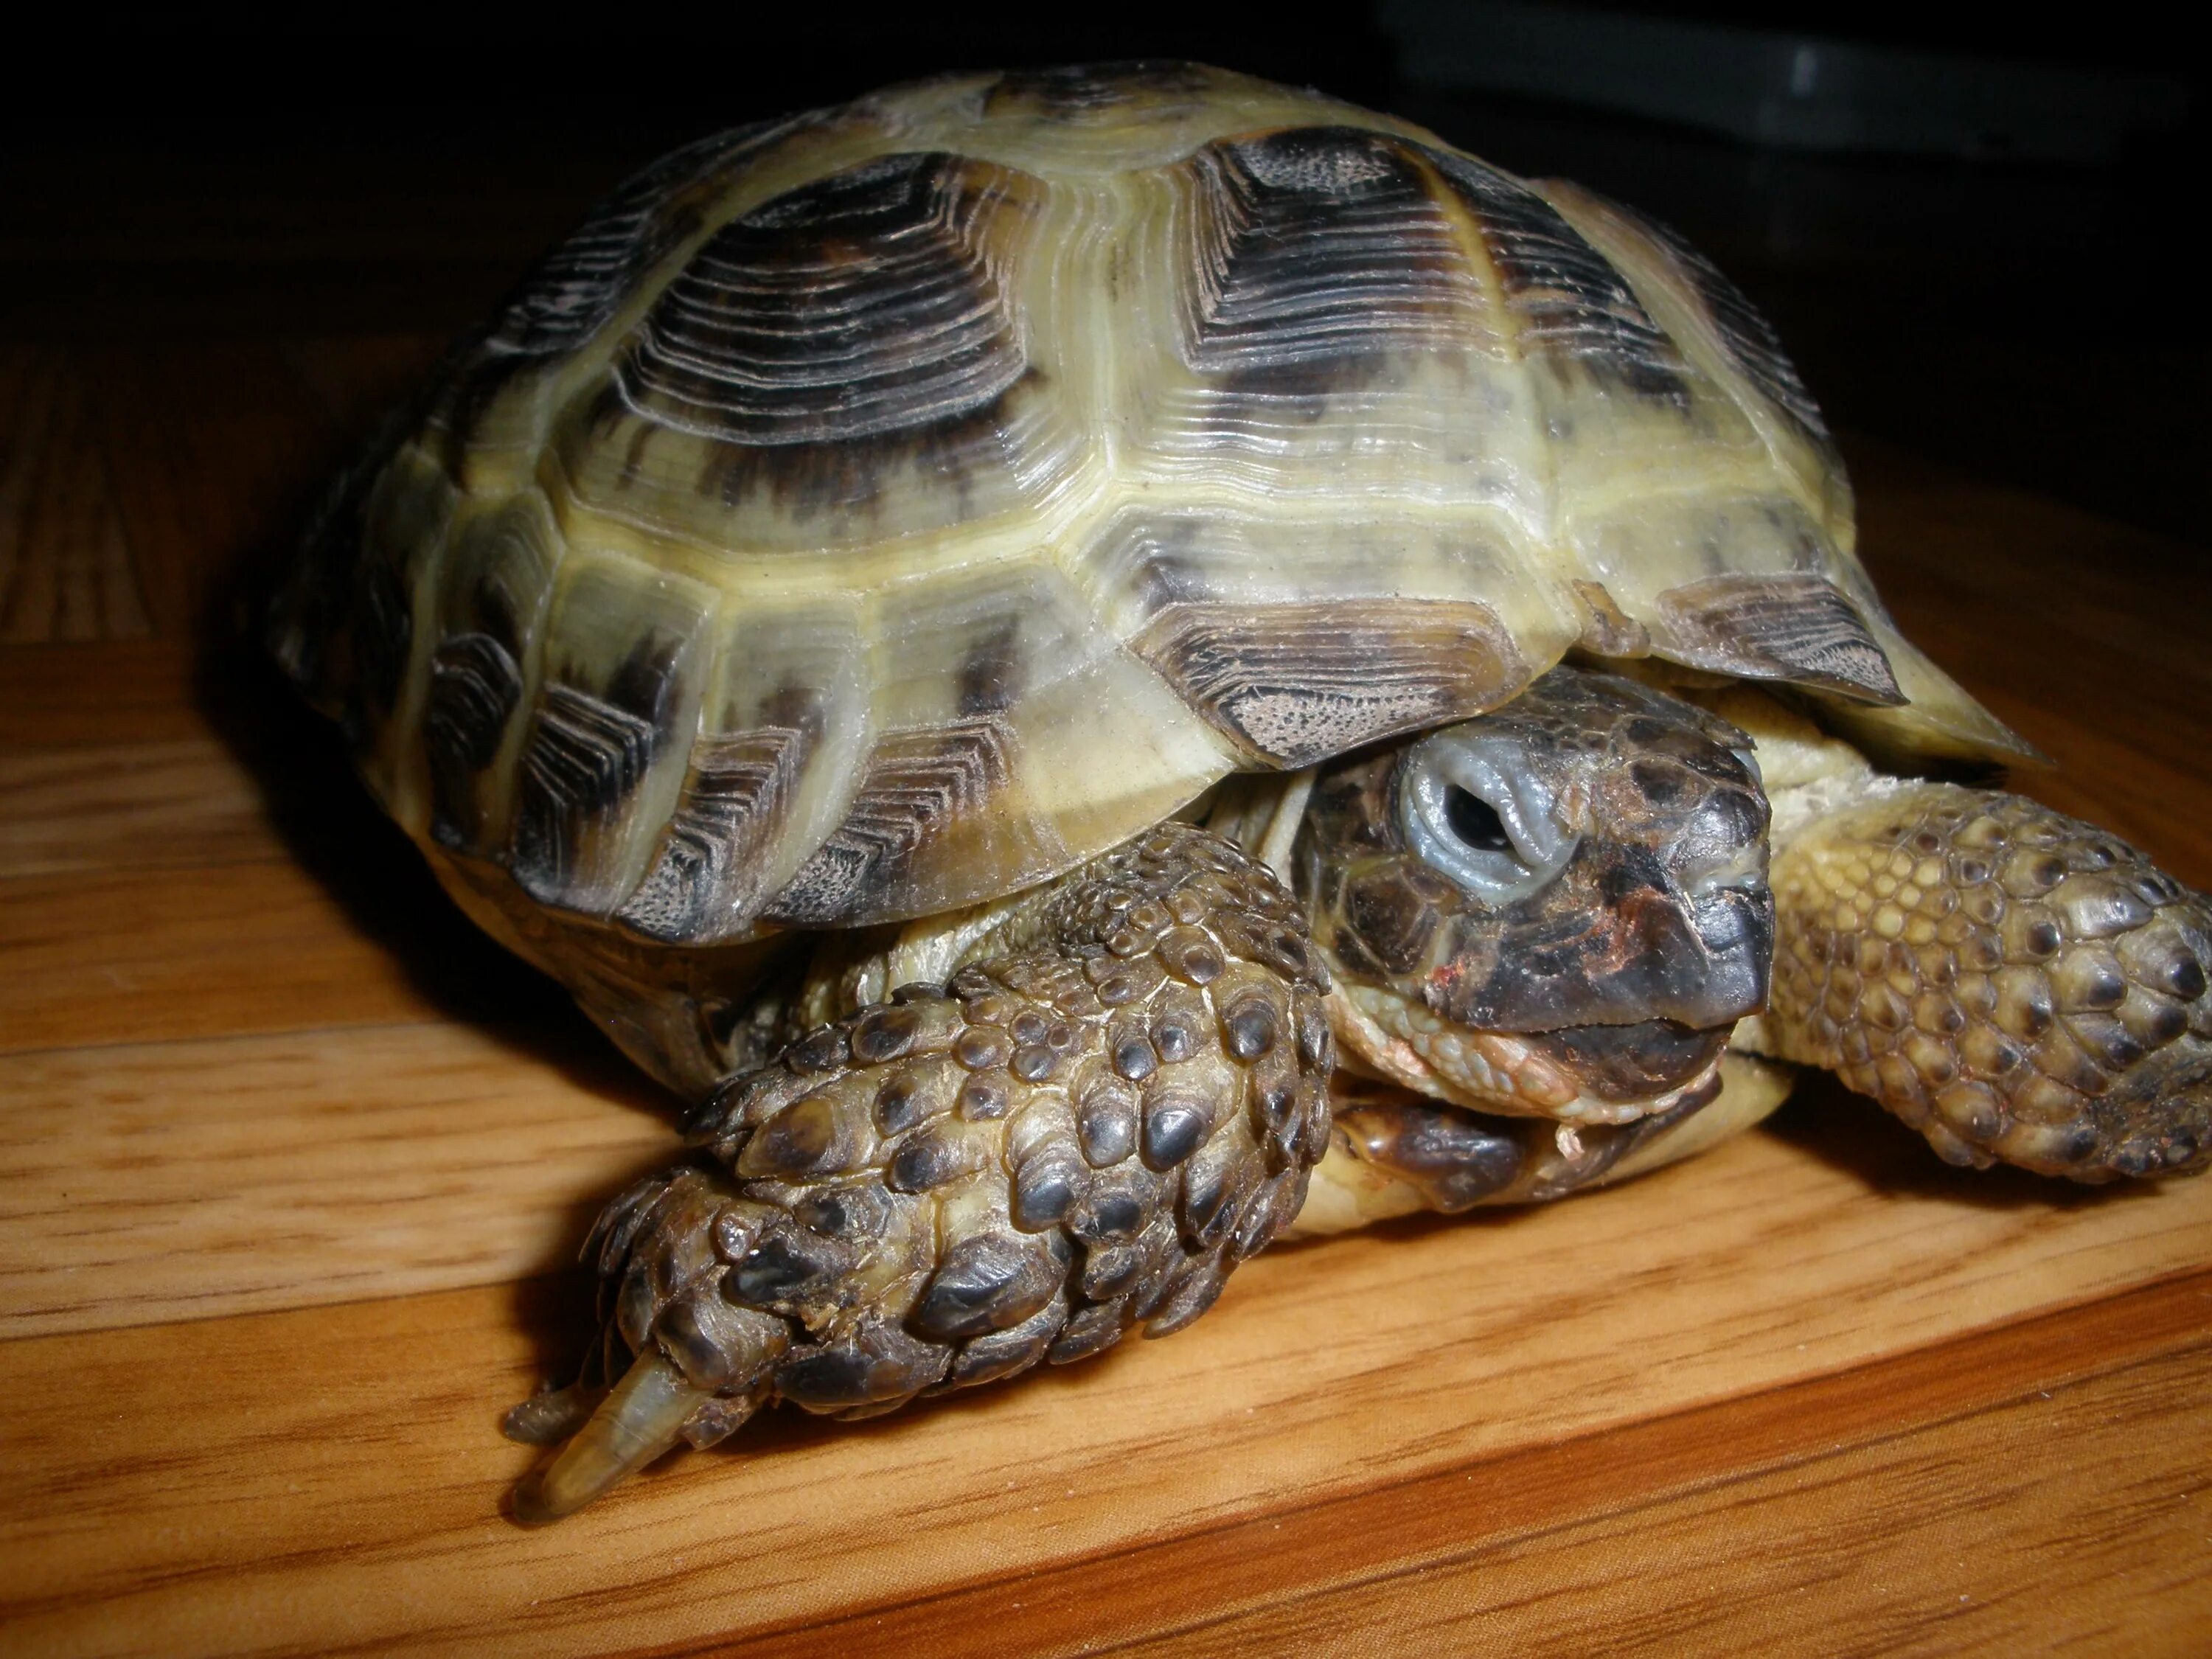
left=425, top=633, right=523, bottom=839
left=338, top=448, right=463, bottom=783
left=1134, top=598, right=1528, bottom=767
left=761, top=717, right=1030, bottom=925
left=504, top=547, right=720, bottom=918
left=511, top=683, right=661, bottom=897
left=616, top=723, right=814, bottom=939
left=1656, top=573, right=1905, bottom=705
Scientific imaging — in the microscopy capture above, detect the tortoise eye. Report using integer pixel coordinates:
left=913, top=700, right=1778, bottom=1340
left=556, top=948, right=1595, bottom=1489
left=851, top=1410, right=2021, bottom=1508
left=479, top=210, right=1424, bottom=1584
left=1443, top=786, right=1512, bottom=852
left=1397, top=729, right=1577, bottom=906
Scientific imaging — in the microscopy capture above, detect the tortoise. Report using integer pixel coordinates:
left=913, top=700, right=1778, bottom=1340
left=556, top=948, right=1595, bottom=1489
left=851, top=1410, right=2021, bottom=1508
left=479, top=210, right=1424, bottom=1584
left=269, top=63, right=2212, bottom=1523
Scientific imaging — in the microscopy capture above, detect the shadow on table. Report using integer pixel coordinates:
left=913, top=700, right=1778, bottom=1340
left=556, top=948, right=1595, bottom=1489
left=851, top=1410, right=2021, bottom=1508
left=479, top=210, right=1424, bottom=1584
left=187, top=473, right=708, bottom=1397
left=189, top=532, right=674, bottom=1097
left=1755, top=1071, right=2167, bottom=1215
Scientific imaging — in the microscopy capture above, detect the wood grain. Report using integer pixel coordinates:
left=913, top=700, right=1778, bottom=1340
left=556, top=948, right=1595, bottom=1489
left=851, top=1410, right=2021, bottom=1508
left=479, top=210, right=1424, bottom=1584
left=1018, top=1300, right=2212, bottom=1659
left=0, top=861, right=456, bottom=1053
left=0, top=1239, right=2203, bottom=1657
left=0, top=639, right=204, bottom=746
left=1, top=311, right=2210, bottom=1652
left=72, top=343, right=347, bottom=636
left=0, top=1020, right=674, bottom=1338
left=0, top=737, right=274, bottom=879
left=0, top=347, right=148, bottom=643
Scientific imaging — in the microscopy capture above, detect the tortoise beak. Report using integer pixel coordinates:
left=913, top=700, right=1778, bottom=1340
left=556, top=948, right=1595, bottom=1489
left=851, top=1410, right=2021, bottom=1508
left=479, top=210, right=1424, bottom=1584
left=1425, top=858, right=1773, bottom=1035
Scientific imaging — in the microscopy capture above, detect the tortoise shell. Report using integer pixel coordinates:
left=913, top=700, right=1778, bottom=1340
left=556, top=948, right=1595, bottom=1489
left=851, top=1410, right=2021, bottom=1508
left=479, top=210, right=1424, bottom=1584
left=273, top=62, right=2025, bottom=949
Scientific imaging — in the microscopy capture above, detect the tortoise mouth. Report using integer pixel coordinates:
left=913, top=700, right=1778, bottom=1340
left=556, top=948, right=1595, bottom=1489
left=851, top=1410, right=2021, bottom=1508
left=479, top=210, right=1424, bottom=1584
left=1524, top=1019, right=1735, bottom=1105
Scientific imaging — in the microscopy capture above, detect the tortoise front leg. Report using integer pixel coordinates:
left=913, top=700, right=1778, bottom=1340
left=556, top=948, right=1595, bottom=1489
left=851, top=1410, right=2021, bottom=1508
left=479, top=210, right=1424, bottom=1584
left=508, top=824, right=1334, bottom=1522
left=1752, top=783, right=2212, bottom=1180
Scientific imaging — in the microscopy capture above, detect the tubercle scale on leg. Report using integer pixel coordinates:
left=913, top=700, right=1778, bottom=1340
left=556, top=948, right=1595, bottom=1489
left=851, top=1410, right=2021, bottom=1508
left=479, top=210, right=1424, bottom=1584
left=1762, top=784, right=2212, bottom=1180
left=511, top=825, right=1334, bottom=1520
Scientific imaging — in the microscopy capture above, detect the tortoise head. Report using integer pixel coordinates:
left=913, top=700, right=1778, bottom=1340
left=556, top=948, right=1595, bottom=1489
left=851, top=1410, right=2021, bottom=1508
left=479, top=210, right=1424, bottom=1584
left=1298, top=668, right=1773, bottom=1118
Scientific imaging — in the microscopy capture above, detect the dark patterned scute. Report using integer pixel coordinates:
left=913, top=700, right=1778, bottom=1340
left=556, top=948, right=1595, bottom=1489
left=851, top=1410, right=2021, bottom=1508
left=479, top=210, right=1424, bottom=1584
left=761, top=718, right=1014, bottom=925
left=614, top=152, right=1026, bottom=448
left=348, top=558, right=414, bottom=733
left=425, top=631, right=524, bottom=849
left=616, top=724, right=815, bottom=940
left=1658, top=574, right=1905, bottom=705
left=985, top=60, right=1218, bottom=115
left=1180, top=128, right=1475, bottom=382
left=510, top=634, right=687, bottom=907
left=1423, top=147, right=1688, bottom=402
left=425, top=633, right=522, bottom=771
left=472, top=118, right=795, bottom=371
left=1135, top=599, right=1527, bottom=768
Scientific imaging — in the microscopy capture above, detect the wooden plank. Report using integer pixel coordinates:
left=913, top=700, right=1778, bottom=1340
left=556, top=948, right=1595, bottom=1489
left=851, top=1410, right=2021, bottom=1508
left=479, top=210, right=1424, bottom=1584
left=0, top=347, right=149, bottom=643
left=0, top=653, right=566, bottom=1056
left=0, top=858, right=495, bottom=1054
left=0, top=649, right=364, bottom=880
left=0, top=1239, right=2200, bottom=1658
left=0, top=639, right=204, bottom=747
left=938, top=1307, right=2212, bottom=1659
left=73, top=343, right=344, bottom=637
left=1206, top=1355, right=2212, bottom=1657
left=0, top=737, right=274, bottom=879
left=0, top=1020, right=671, bottom=1338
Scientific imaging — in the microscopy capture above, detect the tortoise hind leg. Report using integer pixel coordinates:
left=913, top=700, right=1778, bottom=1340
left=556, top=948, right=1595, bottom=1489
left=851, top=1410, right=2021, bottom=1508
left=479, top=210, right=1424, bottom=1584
left=509, top=824, right=1334, bottom=1521
left=1754, top=782, right=2212, bottom=1180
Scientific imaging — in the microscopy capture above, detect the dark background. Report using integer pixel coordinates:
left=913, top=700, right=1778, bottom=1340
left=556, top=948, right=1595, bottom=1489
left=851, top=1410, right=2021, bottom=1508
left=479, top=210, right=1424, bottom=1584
left=7, top=4, right=2205, bottom=550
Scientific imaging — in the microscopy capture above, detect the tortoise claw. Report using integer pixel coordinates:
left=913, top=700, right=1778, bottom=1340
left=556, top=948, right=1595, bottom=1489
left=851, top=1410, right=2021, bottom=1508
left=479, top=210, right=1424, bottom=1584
left=512, top=1352, right=711, bottom=1526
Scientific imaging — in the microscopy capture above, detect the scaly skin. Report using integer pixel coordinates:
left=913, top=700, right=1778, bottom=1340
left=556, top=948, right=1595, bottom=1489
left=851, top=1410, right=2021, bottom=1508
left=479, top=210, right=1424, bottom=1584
left=512, top=823, right=1332, bottom=1521
left=512, top=677, right=2212, bottom=1519
left=1756, top=782, right=2212, bottom=1180
left=1296, top=669, right=1770, bottom=1140
left=1287, top=1052, right=1800, bottom=1234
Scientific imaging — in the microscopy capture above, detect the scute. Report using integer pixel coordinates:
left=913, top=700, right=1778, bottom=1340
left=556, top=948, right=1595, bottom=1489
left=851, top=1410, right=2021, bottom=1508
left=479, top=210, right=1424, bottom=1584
left=1177, top=127, right=1479, bottom=381
left=1425, top=148, right=1689, bottom=406
left=273, top=60, right=2028, bottom=958
left=447, top=116, right=816, bottom=444
left=615, top=152, right=1030, bottom=449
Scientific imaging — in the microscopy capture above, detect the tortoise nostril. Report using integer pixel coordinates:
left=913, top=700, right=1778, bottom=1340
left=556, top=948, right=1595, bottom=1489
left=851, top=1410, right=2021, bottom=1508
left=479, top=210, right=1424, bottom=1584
left=1444, top=786, right=1512, bottom=852
left=1684, top=841, right=1770, bottom=901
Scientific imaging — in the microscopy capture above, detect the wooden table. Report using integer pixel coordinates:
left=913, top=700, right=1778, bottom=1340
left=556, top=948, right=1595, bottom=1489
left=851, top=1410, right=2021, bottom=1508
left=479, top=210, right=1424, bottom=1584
left=3, top=332, right=2210, bottom=1655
